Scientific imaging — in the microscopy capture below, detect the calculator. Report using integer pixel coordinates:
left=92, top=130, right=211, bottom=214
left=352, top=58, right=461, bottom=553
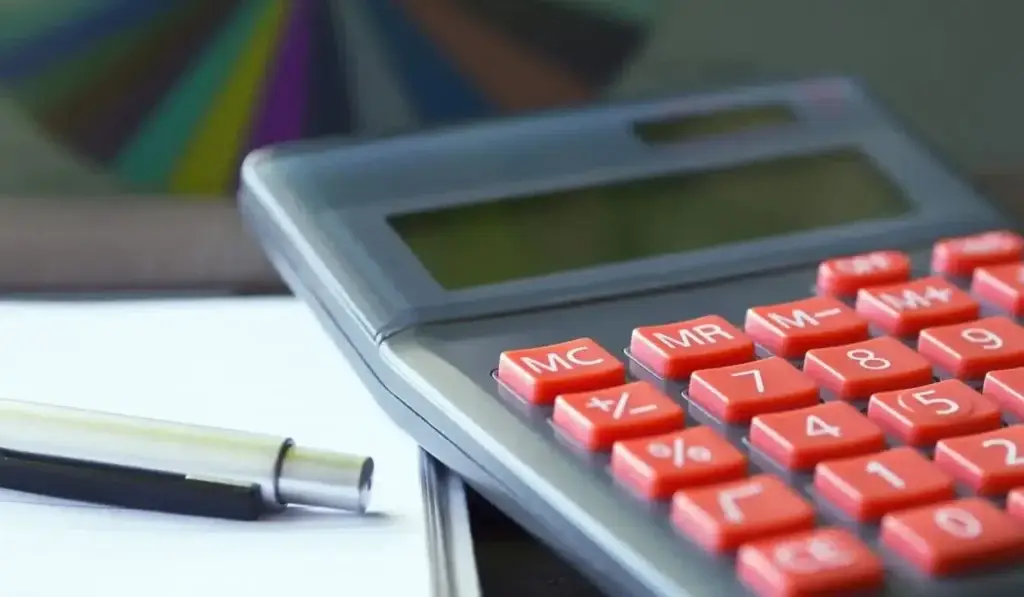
left=239, top=77, right=1024, bottom=597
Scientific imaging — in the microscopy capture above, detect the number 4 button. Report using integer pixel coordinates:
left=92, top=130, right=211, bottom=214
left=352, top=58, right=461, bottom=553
left=749, top=402, right=887, bottom=471
left=934, top=425, right=1024, bottom=495
left=918, top=316, right=1024, bottom=380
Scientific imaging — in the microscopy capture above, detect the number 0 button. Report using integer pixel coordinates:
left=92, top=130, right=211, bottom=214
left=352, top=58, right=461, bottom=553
left=881, top=498, right=1024, bottom=576
left=918, top=316, right=1024, bottom=380
left=867, top=380, right=1002, bottom=447
left=934, top=425, right=1024, bottom=495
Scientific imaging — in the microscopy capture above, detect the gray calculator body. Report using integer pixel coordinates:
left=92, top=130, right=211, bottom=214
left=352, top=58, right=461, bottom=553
left=238, top=78, right=1015, bottom=597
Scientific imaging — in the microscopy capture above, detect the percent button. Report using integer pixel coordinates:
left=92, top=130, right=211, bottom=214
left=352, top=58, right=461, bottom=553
left=612, top=427, right=749, bottom=499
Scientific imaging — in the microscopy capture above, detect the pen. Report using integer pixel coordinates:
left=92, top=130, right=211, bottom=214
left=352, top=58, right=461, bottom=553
left=0, top=398, right=373, bottom=520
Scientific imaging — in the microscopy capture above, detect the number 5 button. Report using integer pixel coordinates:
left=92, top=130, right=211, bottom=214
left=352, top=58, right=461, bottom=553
left=934, top=425, right=1024, bottom=495
left=867, top=379, right=1002, bottom=447
left=918, top=316, right=1024, bottom=380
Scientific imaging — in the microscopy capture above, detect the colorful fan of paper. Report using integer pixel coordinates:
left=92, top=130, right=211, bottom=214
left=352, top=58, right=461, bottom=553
left=0, top=0, right=654, bottom=196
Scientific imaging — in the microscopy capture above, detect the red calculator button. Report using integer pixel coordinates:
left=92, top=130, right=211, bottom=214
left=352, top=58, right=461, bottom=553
left=745, top=297, right=868, bottom=358
left=804, top=336, right=933, bottom=401
left=972, top=263, right=1024, bottom=315
left=737, top=528, right=884, bottom=597
left=817, top=250, right=912, bottom=297
left=934, top=426, right=1024, bottom=495
left=498, top=338, right=624, bottom=405
left=855, top=276, right=979, bottom=337
left=918, top=316, right=1024, bottom=379
left=932, top=230, right=1024, bottom=277
left=814, top=447, right=956, bottom=522
left=880, top=498, right=1024, bottom=576
left=749, top=402, right=886, bottom=471
left=630, top=315, right=755, bottom=379
left=552, top=381, right=684, bottom=450
left=671, top=474, right=815, bottom=554
left=867, top=380, right=1002, bottom=447
left=983, top=367, right=1024, bottom=420
left=688, top=357, right=820, bottom=424
left=611, top=427, right=747, bottom=499
left=1008, top=488, right=1024, bottom=521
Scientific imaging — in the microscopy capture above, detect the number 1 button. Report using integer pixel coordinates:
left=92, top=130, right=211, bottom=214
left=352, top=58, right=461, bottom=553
left=672, top=475, right=815, bottom=553
left=918, top=316, right=1024, bottom=380
left=934, top=425, right=1024, bottom=495
left=814, top=447, right=956, bottom=522
left=749, top=402, right=886, bottom=471
left=867, top=380, right=1002, bottom=447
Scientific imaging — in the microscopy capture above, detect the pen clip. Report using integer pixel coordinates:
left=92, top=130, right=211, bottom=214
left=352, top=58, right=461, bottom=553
left=0, top=448, right=266, bottom=520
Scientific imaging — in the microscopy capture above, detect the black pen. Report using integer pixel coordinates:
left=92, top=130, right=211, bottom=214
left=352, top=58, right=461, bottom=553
left=0, top=398, right=374, bottom=520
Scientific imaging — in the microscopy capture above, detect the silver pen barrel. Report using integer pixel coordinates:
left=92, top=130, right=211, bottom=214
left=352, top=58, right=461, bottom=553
left=0, top=398, right=372, bottom=513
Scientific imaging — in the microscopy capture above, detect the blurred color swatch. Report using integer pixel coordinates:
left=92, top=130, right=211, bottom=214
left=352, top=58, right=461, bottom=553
left=0, top=0, right=653, bottom=195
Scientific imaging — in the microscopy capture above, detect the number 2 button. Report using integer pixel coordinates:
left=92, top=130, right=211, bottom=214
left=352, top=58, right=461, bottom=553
left=934, top=425, right=1024, bottom=495
left=868, top=379, right=1002, bottom=447
left=918, top=316, right=1024, bottom=380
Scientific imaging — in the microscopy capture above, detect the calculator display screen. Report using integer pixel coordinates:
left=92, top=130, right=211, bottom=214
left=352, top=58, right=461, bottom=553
left=388, top=150, right=912, bottom=289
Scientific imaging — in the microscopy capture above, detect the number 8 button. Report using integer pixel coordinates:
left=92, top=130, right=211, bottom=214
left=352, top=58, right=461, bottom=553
left=804, top=337, right=934, bottom=401
left=918, top=316, right=1024, bottom=380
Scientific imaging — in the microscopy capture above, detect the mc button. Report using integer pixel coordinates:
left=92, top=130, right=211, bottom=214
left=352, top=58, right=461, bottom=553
left=498, top=338, right=624, bottom=405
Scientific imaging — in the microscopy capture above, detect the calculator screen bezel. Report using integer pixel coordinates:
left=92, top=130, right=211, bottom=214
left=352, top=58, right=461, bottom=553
left=241, top=78, right=1007, bottom=340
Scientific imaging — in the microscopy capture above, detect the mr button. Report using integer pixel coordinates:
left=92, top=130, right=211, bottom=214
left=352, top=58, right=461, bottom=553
left=498, top=338, right=624, bottom=405
left=631, top=315, right=755, bottom=379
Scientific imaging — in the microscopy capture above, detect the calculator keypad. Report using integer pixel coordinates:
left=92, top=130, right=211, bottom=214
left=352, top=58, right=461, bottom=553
left=494, top=230, right=1024, bottom=596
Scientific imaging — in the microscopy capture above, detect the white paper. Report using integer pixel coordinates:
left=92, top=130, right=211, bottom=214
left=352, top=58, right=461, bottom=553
left=0, top=297, right=430, bottom=596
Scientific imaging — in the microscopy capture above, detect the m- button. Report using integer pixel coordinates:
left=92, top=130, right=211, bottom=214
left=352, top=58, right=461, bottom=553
left=745, top=297, right=869, bottom=359
left=498, top=338, right=625, bottom=405
left=856, top=276, right=979, bottom=336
